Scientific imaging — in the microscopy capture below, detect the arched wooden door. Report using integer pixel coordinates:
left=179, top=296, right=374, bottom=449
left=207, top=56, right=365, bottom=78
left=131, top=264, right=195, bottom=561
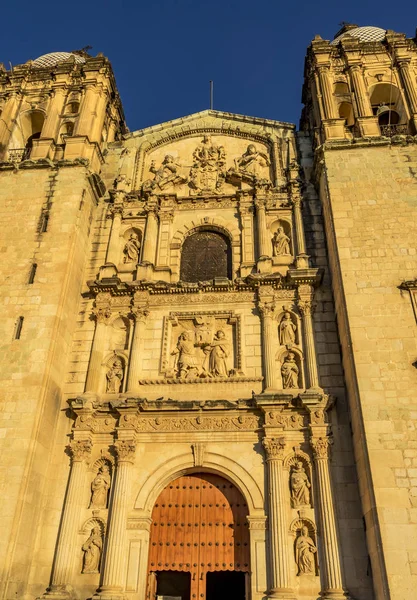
left=148, top=473, right=250, bottom=600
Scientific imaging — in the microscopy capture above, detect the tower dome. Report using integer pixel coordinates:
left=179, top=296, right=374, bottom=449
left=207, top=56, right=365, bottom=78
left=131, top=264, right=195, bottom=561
left=331, top=25, right=387, bottom=45
left=32, top=52, right=86, bottom=68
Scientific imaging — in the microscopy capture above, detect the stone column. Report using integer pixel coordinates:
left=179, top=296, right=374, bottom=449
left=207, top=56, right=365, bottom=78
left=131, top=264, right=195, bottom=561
left=127, top=307, right=149, bottom=390
left=258, top=298, right=278, bottom=392
left=0, top=92, right=21, bottom=159
left=317, top=66, right=337, bottom=119
left=263, top=437, right=295, bottom=599
left=311, top=436, right=350, bottom=599
left=297, top=284, right=319, bottom=389
left=97, top=440, right=136, bottom=600
left=397, top=59, right=417, bottom=115
left=156, top=208, right=174, bottom=267
left=291, top=192, right=309, bottom=269
left=255, top=198, right=271, bottom=259
left=42, top=87, right=67, bottom=140
left=85, top=303, right=112, bottom=393
left=238, top=198, right=255, bottom=275
left=76, top=85, right=99, bottom=137
left=106, top=205, right=123, bottom=265
left=142, top=207, right=159, bottom=264
left=89, top=90, right=108, bottom=143
left=348, top=65, right=373, bottom=117
left=47, top=440, right=92, bottom=598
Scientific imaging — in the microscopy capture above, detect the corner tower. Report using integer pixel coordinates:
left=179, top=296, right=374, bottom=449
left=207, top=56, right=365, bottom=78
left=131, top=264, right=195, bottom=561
left=301, top=23, right=417, bottom=600
left=0, top=51, right=125, bottom=599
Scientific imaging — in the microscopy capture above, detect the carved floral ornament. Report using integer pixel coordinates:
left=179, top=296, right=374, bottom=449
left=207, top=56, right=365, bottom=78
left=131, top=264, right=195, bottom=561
left=69, top=439, right=92, bottom=462
left=263, top=436, right=286, bottom=460
left=114, top=440, right=136, bottom=463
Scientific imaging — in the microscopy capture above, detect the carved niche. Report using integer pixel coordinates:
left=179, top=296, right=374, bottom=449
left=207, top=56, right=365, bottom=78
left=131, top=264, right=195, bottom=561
left=160, top=311, right=242, bottom=381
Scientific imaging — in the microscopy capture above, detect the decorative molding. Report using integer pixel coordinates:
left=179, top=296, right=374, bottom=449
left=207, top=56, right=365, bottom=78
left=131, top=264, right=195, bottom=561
left=264, top=410, right=306, bottom=429
left=247, top=516, right=267, bottom=530
left=139, top=375, right=263, bottom=386
left=115, top=414, right=261, bottom=433
left=191, top=442, right=206, bottom=466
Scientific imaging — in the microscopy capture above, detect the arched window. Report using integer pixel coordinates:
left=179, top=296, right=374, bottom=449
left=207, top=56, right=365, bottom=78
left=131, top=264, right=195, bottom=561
left=21, top=111, right=45, bottom=159
left=60, top=121, right=74, bottom=142
left=338, top=101, right=354, bottom=126
left=180, top=229, right=232, bottom=282
left=65, top=101, right=79, bottom=114
left=334, top=81, right=350, bottom=95
left=369, top=83, right=407, bottom=134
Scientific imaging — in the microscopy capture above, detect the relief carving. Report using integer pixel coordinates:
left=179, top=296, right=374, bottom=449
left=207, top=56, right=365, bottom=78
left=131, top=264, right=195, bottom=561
left=143, top=154, right=187, bottom=192
left=89, top=465, right=111, bottom=509
left=82, top=527, right=103, bottom=574
left=189, top=135, right=226, bottom=195
left=228, top=144, right=271, bottom=186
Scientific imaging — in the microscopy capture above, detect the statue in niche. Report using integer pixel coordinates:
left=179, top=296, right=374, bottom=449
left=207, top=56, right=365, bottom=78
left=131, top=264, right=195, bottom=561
left=90, top=465, right=111, bottom=509
left=144, top=154, right=187, bottom=191
left=106, top=358, right=124, bottom=393
left=272, top=226, right=291, bottom=256
left=202, top=330, right=230, bottom=377
left=281, top=352, right=299, bottom=389
left=189, top=134, right=226, bottom=195
left=82, top=527, right=103, bottom=574
left=171, top=331, right=200, bottom=379
left=290, top=462, right=311, bottom=507
left=279, top=312, right=297, bottom=345
left=123, top=232, right=141, bottom=264
left=113, top=173, right=131, bottom=193
left=295, top=526, right=317, bottom=575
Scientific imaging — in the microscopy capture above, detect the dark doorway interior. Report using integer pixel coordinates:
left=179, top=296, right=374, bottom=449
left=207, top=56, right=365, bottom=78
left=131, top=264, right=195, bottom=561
left=206, top=571, right=246, bottom=600
left=155, top=570, right=191, bottom=599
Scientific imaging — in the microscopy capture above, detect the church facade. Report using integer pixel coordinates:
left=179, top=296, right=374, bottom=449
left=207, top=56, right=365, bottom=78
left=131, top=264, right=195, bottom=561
left=0, top=23, right=416, bottom=600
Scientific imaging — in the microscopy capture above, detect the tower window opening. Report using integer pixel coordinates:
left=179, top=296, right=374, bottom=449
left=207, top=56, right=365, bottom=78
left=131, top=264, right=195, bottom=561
left=66, top=102, right=79, bottom=115
left=40, top=213, right=49, bottom=233
left=28, top=263, right=37, bottom=284
left=13, top=316, right=24, bottom=340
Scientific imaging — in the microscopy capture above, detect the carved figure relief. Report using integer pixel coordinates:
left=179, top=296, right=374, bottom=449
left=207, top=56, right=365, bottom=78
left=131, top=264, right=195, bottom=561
left=279, top=312, right=297, bottom=345
left=295, top=526, right=317, bottom=575
left=143, top=154, right=187, bottom=192
left=89, top=465, right=111, bottom=509
left=189, top=135, right=226, bottom=195
left=82, top=527, right=103, bottom=574
left=272, top=226, right=291, bottom=256
left=113, top=173, right=131, bottom=193
left=171, top=330, right=201, bottom=379
left=123, top=232, right=141, bottom=263
left=228, top=143, right=271, bottom=186
left=290, top=461, right=311, bottom=507
left=203, top=330, right=230, bottom=377
left=281, top=352, right=299, bottom=389
left=106, top=357, right=124, bottom=393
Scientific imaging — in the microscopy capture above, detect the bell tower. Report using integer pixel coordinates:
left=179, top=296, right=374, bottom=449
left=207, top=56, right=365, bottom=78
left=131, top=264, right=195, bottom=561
left=301, top=24, right=417, bottom=600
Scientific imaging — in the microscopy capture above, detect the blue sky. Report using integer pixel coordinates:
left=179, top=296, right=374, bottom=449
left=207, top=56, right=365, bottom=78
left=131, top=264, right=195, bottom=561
left=1, top=0, right=415, bottom=132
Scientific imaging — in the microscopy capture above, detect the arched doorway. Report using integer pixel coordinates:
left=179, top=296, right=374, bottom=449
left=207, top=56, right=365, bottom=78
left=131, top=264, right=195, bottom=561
left=147, top=473, right=250, bottom=600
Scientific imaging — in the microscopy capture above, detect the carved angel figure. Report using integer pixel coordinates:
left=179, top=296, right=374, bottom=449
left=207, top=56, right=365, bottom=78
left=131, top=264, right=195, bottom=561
left=295, top=526, right=317, bottom=575
left=90, top=465, right=111, bottom=509
left=144, top=154, right=187, bottom=191
left=82, top=527, right=103, bottom=574
left=106, top=358, right=124, bottom=393
left=290, top=462, right=311, bottom=507
left=113, top=173, right=131, bottom=192
left=236, top=144, right=270, bottom=178
left=123, top=232, right=141, bottom=264
left=171, top=331, right=200, bottom=379
left=281, top=352, right=299, bottom=389
left=205, top=330, right=230, bottom=377
left=272, top=226, right=291, bottom=256
left=279, top=312, right=296, bottom=345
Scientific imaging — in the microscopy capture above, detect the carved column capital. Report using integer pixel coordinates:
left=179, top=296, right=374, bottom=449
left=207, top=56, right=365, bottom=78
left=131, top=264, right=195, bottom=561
left=114, top=440, right=136, bottom=464
left=68, top=439, right=92, bottom=462
left=132, top=305, right=150, bottom=323
left=297, top=284, right=316, bottom=316
left=263, top=436, right=286, bottom=460
left=93, top=305, right=112, bottom=324
left=311, top=436, right=333, bottom=460
left=107, top=203, right=124, bottom=219
left=258, top=300, right=277, bottom=319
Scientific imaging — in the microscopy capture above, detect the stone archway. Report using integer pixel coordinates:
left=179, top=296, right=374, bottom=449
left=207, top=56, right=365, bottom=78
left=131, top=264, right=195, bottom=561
left=147, top=472, right=250, bottom=600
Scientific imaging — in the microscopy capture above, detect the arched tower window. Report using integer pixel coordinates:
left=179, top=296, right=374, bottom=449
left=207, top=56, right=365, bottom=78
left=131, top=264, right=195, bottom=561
left=369, top=83, right=407, bottom=134
left=21, top=110, right=45, bottom=159
left=180, top=229, right=232, bottom=283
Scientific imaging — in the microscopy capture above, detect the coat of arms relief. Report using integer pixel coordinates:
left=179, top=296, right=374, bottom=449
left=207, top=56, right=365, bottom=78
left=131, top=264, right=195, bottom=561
left=142, top=135, right=272, bottom=196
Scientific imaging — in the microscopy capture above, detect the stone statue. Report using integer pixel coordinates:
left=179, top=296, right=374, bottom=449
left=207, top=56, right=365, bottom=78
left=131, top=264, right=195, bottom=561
left=281, top=352, right=299, bottom=389
left=144, top=154, right=187, bottom=191
left=82, top=527, right=103, bottom=574
left=290, top=462, right=311, bottom=507
left=295, top=526, right=317, bottom=575
left=279, top=312, right=297, bottom=345
left=204, top=330, right=230, bottom=377
left=272, top=226, right=291, bottom=256
left=90, top=465, right=111, bottom=509
left=113, top=173, right=131, bottom=192
left=123, top=232, right=141, bottom=264
left=106, top=358, right=124, bottom=393
left=189, top=135, right=226, bottom=195
left=235, top=144, right=270, bottom=178
left=171, top=331, right=200, bottom=379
